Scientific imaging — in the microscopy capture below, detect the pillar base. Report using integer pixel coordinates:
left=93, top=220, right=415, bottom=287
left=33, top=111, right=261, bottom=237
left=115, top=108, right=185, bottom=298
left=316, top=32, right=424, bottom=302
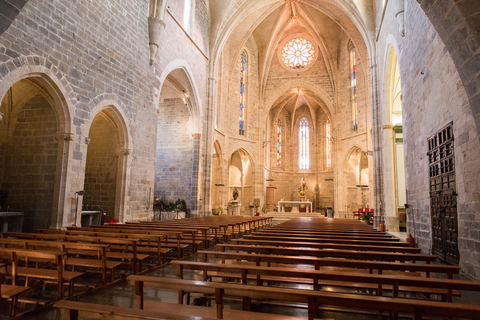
left=385, top=216, right=400, bottom=232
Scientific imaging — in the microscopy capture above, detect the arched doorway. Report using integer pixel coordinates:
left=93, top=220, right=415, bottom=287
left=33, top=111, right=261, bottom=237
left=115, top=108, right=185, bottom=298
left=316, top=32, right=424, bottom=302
left=83, top=107, right=128, bottom=223
left=384, top=47, right=406, bottom=232
left=0, top=78, right=67, bottom=231
left=154, top=70, right=200, bottom=215
left=344, top=147, right=370, bottom=217
left=229, top=149, right=254, bottom=214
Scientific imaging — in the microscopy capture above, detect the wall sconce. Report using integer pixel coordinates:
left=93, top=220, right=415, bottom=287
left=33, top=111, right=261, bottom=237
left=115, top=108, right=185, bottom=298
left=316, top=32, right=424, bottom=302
left=183, top=90, right=189, bottom=98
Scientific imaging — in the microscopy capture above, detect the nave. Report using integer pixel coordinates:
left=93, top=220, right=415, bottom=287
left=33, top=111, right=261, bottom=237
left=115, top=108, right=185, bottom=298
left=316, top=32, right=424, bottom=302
left=2, top=216, right=480, bottom=320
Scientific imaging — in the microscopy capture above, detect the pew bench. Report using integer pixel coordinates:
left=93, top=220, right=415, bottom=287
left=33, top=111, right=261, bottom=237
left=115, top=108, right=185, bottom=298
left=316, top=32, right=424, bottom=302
left=1, top=274, right=31, bottom=317
left=217, top=244, right=437, bottom=264
left=170, top=261, right=472, bottom=302
left=243, top=234, right=410, bottom=247
left=0, top=238, right=123, bottom=285
left=128, top=275, right=480, bottom=320
left=0, top=248, right=83, bottom=299
left=53, top=299, right=322, bottom=320
left=197, top=251, right=460, bottom=279
left=231, top=238, right=421, bottom=254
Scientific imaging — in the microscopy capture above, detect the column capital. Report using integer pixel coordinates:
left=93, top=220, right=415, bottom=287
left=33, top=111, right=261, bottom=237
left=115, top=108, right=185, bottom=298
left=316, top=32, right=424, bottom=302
left=117, top=148, right=130, bottom=156
left=84, top=137, right=91, bottom=145
left=55, top=132, right=74, bottom=142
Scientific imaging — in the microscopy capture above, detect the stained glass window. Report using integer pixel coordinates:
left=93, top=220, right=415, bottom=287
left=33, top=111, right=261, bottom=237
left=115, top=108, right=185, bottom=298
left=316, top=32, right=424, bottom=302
left=282, top=38, right=315, bottom=69
left=326, top=119, right=331, bottom=168
left=350, top=43, right=358, bottom=131
left=299, top=118, right=309, bottom=170
left=277, top=122, right=282, bottom=168
left=239, top=51, right=247, bottom=135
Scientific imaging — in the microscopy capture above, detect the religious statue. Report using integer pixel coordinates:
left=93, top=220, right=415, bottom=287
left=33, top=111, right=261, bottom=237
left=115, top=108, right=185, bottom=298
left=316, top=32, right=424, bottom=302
left=233, top=187, right=239, bottom=200
left=298, top=178, right=307, bottom=196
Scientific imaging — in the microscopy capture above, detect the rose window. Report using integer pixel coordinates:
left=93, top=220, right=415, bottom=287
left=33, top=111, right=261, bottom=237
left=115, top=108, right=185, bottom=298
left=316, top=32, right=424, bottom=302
left=281, top=38, right=315, bottom=69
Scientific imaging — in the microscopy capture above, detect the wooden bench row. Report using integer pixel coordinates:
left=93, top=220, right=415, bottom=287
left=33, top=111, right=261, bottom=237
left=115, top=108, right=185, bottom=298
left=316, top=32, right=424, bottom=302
left=124, top=275, right=480, bottom=320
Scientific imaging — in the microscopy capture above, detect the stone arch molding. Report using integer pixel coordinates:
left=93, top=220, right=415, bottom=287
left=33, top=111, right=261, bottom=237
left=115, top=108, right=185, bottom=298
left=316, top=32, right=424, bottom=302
left=84, top=94, right=132, bottom=151
left=156, top=59, right=203, bottom=134
left=227, top=146, right=256, bottom=171
left=382, top=36, right=402, bottom=126
left=0, top=54, right=76, bottom=229
left=0, top=54, right=74, bottom=133
left=264, top=79, right=334, bottom=118
left=342, top=144, right=367, bottom=169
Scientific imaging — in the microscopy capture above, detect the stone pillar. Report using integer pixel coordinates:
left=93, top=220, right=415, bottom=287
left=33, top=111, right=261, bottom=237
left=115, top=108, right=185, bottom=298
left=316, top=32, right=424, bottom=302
left=52, top=132, right=74, bottom=228
left=382, top=125, right=399, bottom=232
left=191, top=134, right=201, bottom=215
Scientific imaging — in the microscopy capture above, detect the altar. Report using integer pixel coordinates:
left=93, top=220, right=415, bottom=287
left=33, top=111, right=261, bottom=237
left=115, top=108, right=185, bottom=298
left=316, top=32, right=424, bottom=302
left=278, top=201, right=312, bottom=213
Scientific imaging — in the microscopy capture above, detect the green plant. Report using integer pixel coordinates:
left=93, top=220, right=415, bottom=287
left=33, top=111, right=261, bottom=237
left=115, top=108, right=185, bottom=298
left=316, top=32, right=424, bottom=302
left=212, top=206, right=223, bottom=215
left=360, top=212, right=373, bottom=221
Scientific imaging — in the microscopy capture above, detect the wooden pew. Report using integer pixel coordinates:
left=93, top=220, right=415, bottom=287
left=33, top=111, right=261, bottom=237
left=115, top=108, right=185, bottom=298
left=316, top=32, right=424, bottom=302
left=37, top=229, right=157, bottom=270
left=252, top=231, right=400, bottom=242
left=0, top=273, right=31, bottom=317
left=243, top=234, right=410, bottom=247
left=197, top=250, right=460, bottom=279
left=128, top=275, right=480, bottom=320
left=231, top=238, right=421, bottom=254
left=0, top=248, right=83, bottom=299
left=0, top=238, right=118, bottom=285
left=54, top=300, right=220, bottom=320
left=217, top=244, right=437, bottom=264
left=53, top=299, right=315, bottom=320
left=170, top=260, right=475, bottom=301
left=61, top=228, right=175, bottom=263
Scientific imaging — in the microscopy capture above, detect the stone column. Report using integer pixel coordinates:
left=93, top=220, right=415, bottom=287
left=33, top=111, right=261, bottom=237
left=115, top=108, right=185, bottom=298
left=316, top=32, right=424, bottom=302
left=382, top=125, right=399, bottom=231
left=191, top=134, right=201, bottom=215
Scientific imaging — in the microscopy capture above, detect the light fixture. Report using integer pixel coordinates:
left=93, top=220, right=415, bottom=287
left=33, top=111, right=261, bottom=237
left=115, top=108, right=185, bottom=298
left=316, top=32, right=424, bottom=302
left=183, top=90, right=189, bottom=98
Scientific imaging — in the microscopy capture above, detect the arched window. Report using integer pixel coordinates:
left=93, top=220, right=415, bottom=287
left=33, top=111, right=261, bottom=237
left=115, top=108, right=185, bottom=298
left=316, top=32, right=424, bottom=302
left=239, top=51, right=247, bottom=135
left=183, top=0, right=194, bottom=33
left=350, top=42, right=358, bottom=131
left=277, top=121, right=282, bottom=168
left=326, top=119, right=331, bottom=168
left=299, top=118, right=309, bottom=170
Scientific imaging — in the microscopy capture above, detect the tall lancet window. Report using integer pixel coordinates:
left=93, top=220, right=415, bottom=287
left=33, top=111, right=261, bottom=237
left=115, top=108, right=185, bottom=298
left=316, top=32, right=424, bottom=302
left=350, top=42, right=358, bottom=131
left=277, top=121, right=282, bottom=168
left=299, top=118, right=309, bottom=170
left=239, top=51, right=247, bottom=135
left=326, top=119, right=331, bottom=168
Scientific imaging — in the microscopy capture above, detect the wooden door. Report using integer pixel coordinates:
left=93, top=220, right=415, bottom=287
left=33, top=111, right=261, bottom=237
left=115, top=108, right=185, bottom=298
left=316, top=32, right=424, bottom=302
left=428, top=123, right=459, bottom=265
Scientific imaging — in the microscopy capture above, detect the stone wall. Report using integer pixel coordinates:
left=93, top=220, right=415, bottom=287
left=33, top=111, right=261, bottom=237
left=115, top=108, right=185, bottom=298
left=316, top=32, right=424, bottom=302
left=0, top=0, right=209, bottom=224
left=155, top=97, right=195, bottom=208
left=376, top=0, right=480, bottom=279
left=1, top=94, right=58, bottom=232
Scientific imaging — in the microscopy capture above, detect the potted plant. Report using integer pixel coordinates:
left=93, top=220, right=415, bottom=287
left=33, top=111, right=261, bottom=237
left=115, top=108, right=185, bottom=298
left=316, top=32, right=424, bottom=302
left=360, top=211, right=374, bottom=225
left=212, top=206, right=223, bottom=216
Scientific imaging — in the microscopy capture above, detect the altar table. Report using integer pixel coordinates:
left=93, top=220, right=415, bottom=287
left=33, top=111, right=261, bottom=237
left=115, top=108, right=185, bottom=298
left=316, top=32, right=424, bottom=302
left=277, top=201, right=312, bottom=213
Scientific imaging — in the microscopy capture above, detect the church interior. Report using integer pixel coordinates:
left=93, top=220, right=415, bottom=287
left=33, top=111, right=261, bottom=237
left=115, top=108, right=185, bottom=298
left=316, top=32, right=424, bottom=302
left=1, top=0, right=480, bottom=319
